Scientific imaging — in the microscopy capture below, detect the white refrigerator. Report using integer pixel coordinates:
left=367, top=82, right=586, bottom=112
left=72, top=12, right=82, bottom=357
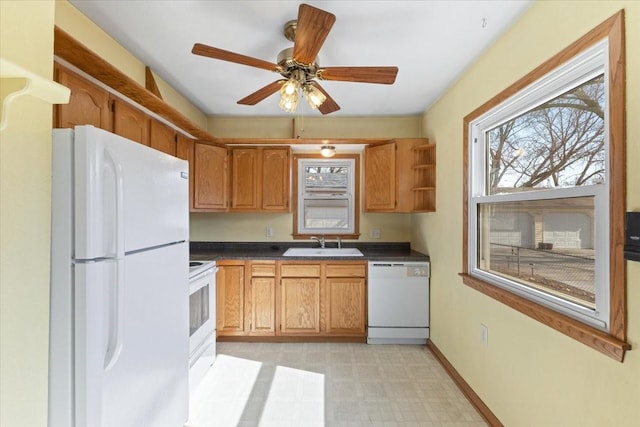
left=49, top=125, right=190, bottom=427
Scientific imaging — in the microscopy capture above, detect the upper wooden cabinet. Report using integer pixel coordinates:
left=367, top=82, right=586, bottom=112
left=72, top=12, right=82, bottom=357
left=230, top=146, right=291, bottom=213
left=261, top=148, right=290, bottom=212
left=149, top=119, right=177, bottom=156
left=230, top=148, right=259, bottom=211
left=364, top=142, right=396, bottom=211
left=112, top=97, right=150, bottom=146
left=364, top=138, right=436, bottom=213
left=193, top=142, right=228, bottom=211
left=176, top=134, right=195, bottom=208
left=54, top=63, right=111, bottom=131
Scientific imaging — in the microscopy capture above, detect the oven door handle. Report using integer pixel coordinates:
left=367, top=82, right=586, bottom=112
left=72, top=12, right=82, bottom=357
left=189, top=267, right=217, bottom=283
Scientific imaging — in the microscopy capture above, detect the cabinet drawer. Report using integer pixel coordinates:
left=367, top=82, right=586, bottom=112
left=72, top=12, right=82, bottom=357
left=251, top=262, right=276, bottom=277
left=280, top=264, right=321, bottom=277
left=326, top=264, right=366, bottom=277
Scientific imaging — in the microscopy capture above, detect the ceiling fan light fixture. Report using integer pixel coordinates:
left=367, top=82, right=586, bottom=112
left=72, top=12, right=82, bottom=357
left=303, top=83, right=326, bottom=109
left=279, top=92, right=298, bottom=113
left=279, top=78, right=300, bottom=112
left=280, top=78, right=300, bottom=96
left=320, top=145, right=336, bottom=158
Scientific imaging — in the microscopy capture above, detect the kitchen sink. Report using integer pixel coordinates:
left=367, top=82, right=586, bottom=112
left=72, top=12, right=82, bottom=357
left=283, top=247, right=363, bottom=257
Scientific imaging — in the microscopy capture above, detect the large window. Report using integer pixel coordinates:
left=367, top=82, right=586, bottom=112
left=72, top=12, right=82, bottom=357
left=293, top=155, right=360, bottom=238
left=462, top=11, right=628, bottom=361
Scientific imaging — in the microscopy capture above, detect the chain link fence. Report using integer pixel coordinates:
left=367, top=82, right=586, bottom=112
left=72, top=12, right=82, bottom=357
left=488, top=243, right=595, bottom=306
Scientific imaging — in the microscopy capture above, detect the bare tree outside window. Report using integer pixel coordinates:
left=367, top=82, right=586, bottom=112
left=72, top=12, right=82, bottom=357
left=478, top=75, right=606, bottom=308
left=487, top=75, right=605, bottom=194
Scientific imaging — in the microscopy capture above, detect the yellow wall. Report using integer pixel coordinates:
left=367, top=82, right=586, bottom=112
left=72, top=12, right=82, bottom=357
left=414, top=1, right=640, bottom=425
left=54, top=0, right=207, bottom=129
left=0, top=1, right=56, bottom=426
left=208, top=115, right=423, bottom=139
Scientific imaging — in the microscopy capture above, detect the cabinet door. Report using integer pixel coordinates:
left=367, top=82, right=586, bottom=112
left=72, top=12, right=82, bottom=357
left=364, top=142, right=396, bottom=211
left=230, top=148, right=259, bottom=211
left=193, top=143, right=228, bottom=211
left=261, top=147, right=290, bottom=212
left=216, top=264, right=246, bottom=335
left=326, top=277, right=366, bottom=335
left=54, top=64, right=111, bottom=130
left=250, top=277, right=276, bottom=334
left=280, top=278, right=320, bottom=334
left=112, top=98, right=150, bottom=145
left=176, top=135, right=195, bottom=210
left=149, top=119, right=176, bottom=156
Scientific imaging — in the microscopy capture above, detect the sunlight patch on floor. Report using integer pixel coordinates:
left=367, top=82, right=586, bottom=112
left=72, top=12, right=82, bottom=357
left=185, top=355, right=262, bottom=427
left=259, top=365, right=325, bottom=427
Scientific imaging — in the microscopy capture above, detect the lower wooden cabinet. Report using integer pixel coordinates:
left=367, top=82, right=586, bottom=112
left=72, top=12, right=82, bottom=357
left=216, top=260, right=246, bottom=335
left=216, top=260, right=367, bottom=340
left=326, top=276, right=366, bottom=335
left=248, top=261, right=276, bottom=335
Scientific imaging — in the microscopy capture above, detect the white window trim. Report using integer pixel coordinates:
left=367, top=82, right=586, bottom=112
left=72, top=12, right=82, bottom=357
left=467, top=40, right=610, bottom=331
left=297, top=158, right=356, bottom=235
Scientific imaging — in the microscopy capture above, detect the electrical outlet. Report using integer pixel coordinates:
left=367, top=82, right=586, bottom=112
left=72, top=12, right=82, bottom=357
left=265, top=226, right=273, bottom=238
left=480, top=323, right=488, bottom=346
left=370, top=228, right=381, bottom=239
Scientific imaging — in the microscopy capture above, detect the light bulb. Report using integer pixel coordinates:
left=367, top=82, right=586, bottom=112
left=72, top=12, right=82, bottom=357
left=303, top=84, right=327, bottom=109
left=320, top=145, right=336, bottom=158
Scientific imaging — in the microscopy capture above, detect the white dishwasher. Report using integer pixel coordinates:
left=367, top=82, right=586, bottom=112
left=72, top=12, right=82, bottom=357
left=367, top=261, right=430, bottom=344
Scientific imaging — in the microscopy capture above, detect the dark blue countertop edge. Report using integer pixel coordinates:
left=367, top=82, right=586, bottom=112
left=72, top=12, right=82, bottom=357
left=190, top=241, right=429, bottom=262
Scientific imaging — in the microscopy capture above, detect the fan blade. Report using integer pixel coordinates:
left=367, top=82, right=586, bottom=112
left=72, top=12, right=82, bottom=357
left=318, top=66, right=398, bottom=84
left=308, top=82, right=340, bottom=115
left=293, top=4, right=336, bottom=66
left=192, top=43, right=279, bottom=72
left=237, top=80, right=284, bottom=105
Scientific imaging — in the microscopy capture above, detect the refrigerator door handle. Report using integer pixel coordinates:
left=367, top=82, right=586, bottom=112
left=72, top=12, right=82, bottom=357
left=105, top=147, right=126, bottom=259
left=104, top=257, right=125, bottom=370
left=104, top=148, right=125, bottom=370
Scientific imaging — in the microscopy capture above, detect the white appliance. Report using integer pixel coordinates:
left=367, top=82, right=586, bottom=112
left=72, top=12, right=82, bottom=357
left=188, top=260, right=217, bottom=392
left=367, top=261, right=430, bottom=344
left=49, top=125, right=190, bottom=427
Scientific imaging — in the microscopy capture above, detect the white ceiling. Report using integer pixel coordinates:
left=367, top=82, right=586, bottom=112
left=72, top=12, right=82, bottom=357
left=69, top=0, right=532, bottom=118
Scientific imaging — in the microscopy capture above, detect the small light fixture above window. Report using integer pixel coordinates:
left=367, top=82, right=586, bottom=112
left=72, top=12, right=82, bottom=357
left=320, top=145, right=336, bottom=158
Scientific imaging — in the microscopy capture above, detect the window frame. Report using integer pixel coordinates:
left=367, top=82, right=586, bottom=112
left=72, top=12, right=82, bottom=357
left=292, top=153, right=361, bottom=239
left=461, top=11, right=629, bottom=362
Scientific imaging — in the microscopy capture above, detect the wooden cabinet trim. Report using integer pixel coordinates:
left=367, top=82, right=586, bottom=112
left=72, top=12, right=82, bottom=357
left=54, top=27, right=215, bottom=142
left=280, top=264, right=322, bottom=277
left=326, top=264, right=367, bottom=277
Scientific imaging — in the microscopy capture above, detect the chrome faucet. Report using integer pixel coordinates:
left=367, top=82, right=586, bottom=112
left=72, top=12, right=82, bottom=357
left=311, top=235, right=326, bottom=248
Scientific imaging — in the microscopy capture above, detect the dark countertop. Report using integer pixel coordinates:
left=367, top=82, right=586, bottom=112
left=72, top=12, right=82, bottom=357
left=190, top=241, right=429, bottom=262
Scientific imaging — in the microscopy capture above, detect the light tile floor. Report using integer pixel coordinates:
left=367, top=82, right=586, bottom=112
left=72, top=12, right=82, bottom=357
left=186, top=342, right=487, bottom=427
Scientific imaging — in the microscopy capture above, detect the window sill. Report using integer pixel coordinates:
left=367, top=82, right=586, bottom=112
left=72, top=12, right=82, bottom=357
left=459, top=273, right=630, bottom=362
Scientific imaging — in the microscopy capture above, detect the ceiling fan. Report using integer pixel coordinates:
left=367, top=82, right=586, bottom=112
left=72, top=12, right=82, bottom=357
left=191, top=3, right=399, bottom=115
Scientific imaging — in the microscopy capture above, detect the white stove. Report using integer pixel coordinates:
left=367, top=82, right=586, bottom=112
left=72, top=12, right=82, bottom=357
left=189, top=260, right=216, bottom=278
left=188, top=260, right=216, bottom=392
